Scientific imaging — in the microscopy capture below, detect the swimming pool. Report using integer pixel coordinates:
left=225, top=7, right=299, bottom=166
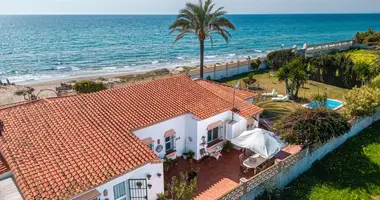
left=303, top=99, right=344, bottom=110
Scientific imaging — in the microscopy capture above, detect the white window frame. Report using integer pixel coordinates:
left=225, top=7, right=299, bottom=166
left=113, top=181, right=127, bottom=200
left=165, top=135, right=176, bottom=152
left=207, top=126, right=223, bottom=144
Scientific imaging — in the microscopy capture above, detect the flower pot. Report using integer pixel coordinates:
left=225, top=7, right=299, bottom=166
left=148, top=184, right=152, bottom=189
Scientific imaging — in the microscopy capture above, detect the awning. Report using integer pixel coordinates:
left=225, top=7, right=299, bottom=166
left=164, top=129, right=176, bottom=138
left=207, top=121, right=223, bottom=130
left=73, top=189, right=101, bottom=200
left=142, top=137, right=154, bottom=145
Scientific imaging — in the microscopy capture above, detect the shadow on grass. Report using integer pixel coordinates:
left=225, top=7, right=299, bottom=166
left=218, top=69, right=270, bottom=83
left=279, top=122, right=380, bottom=200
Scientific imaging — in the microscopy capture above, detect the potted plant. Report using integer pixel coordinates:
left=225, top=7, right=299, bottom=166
left=147, top=174, right=152, bottom=180
left=157, top=173, right=162, bottom=178
left=222, top=141, right=234, bottom=153
left=148, top=184, right=152, bottom=189
left=182, top=152, right=188, bottom=160
left=136, top=182, right=143, bottom=188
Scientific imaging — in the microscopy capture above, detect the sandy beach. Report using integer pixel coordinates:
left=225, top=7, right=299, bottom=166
left=0, top=61, right=233, bottom=107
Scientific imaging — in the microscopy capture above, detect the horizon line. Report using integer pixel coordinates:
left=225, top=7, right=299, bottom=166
left=1, top=12, right=380, bottom=15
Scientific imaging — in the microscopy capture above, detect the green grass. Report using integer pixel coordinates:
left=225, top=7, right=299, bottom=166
left=221, top=71, right=349, bottom=101
left=279, top=120, right=380, bottom=200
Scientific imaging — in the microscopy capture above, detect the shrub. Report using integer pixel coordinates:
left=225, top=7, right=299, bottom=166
left=250, top=59, right=261, bottom=70
left=222, top=141, right=234, bottom=152
left=369, top=75, right=380, bottom=88
left=311, top=93, right=327, bottom=107
left=266, top=49, right=296, bottom=70
left=344, top=86, right=380, bottom=117
left=274, top=108, right=351, bottom=148
left=72, top=80, right=107, bottom=94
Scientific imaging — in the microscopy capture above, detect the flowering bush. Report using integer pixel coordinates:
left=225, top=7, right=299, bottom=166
left=72, top=80, right=107, bottom=94
left=344, top=86, right=380, bottom=117
left=369, top=75, right=380, bottom=88
left=274, top=108, right=350, bottom=148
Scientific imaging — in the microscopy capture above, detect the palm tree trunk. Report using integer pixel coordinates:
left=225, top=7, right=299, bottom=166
left=200, top=39, right=205, bottom=79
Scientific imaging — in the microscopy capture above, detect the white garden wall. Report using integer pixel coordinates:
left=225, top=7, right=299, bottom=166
left=239, top=108, right=380, bottom=200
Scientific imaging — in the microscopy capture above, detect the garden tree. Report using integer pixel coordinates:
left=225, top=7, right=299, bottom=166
left=169, top=0, right=236, bottom=79
left=276, top=57, right=308, bottom=99
left=250, top=59, right=261, bottom=71
left=242, top=73, right=257, bottom=88
left=354, top=28, right=380, bottom=44
left=166, top=172, right=197, bottom=200
left=308, top=53, right=356, bottom=88
left=266, top=49, right=296, bottom=70
left=353, top=62, right=374, bottom=85
left=274, top=108, right=351, bottom=148
left=72, top=80, right=107, bottom=94
left=344, top=86, right=380, bottom=117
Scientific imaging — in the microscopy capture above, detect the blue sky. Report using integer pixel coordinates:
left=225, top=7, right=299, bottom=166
left=1, top=0, right=380, bottom=14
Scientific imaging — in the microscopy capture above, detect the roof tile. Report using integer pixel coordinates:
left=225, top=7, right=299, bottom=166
left=0, top=75, right=262, bottom=200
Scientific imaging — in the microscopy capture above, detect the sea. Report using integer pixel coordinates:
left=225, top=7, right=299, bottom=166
left=1, top=14, right=380, bottom=84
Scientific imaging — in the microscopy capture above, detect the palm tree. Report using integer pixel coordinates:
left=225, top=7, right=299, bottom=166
left=169, top=0, right=236, bottom=79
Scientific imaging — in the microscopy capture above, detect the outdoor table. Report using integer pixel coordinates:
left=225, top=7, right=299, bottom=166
left=243, top=155, right=267, bottom=174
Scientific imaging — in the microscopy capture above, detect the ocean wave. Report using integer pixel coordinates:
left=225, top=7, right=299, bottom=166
left=205, top=55, right=217, bottom=59
left=176, top=56, right=185, bottom=60
left=254, top=50, right=263, bottom=53
left=227, top=54, right=236, bottom=57
left=71, top=66, right=80, bottom=71
left=102, top=67, right=117, bottom=70
left=151, top=60, right=159, bottom=64
left=56, top=66, right=68, bottom=70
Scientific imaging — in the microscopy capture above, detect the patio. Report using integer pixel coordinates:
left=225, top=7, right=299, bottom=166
left=164, top=145, right=301, bottom=200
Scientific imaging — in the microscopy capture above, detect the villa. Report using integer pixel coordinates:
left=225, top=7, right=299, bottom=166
left=0, top=75, right=263, bottom=200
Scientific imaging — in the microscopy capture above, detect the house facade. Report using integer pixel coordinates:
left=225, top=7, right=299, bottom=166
left=0, top=75, right=262, bottom=200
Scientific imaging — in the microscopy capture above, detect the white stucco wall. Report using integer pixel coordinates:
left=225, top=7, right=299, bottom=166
left=93, top=162, right=164, bottom=200
left=134, top=115, right=188, bottom=159
left=195, top=111, right=231, bottom=160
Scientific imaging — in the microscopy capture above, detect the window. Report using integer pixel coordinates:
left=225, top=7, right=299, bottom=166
left=113, top=181, right=127, bottom=200
left=165, top=135, right=175, bottom=152
left=147, top=143, right=154, bottom=151
left=207, top=126, right=222, bottom=143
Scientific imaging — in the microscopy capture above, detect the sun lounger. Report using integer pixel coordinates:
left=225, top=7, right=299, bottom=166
left=262, top=89, right=277, bottom=97
left=272, top=95, right=289, bottom=102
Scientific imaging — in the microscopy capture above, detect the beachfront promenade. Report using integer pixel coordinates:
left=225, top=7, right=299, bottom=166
left=188, top=39, right=363, bottom=80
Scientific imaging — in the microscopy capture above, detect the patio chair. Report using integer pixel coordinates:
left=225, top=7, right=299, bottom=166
left=272, top=95, right=289, bottom=102
left=262, top=89, right=277, bottom=97
left=199, top=148, right=211, bottom=163
left=239, top=153, right=248, bottom=174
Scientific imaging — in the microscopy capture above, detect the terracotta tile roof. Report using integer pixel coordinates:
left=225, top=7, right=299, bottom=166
left=0, top=75, right=263, bottom=200
left=194, top=79, right=263, bottom=118
left=194, top=79, right=258, bottom=100
left=0, top=153, right=10, bottom=176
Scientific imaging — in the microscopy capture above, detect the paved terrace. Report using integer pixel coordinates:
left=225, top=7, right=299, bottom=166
left=164, top=145, right=301, bottom=200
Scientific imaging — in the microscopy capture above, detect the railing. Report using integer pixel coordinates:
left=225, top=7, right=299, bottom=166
left=218, top=149, right=307, bottom=200
left=306, top=40, right=353, bottom=53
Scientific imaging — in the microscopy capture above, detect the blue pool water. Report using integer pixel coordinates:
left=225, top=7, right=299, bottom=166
left=304, top=99, right=344, bottom=110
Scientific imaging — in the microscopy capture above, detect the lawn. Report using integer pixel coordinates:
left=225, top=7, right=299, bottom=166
left=221, top=71, right=349, bottom=101
left=220, top=71, right=349, bottom=120
left=278, top=120, right=380, bottom=200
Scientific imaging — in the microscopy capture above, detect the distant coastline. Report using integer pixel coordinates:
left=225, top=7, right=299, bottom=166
left=1, top=14, right=380, bottom=84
